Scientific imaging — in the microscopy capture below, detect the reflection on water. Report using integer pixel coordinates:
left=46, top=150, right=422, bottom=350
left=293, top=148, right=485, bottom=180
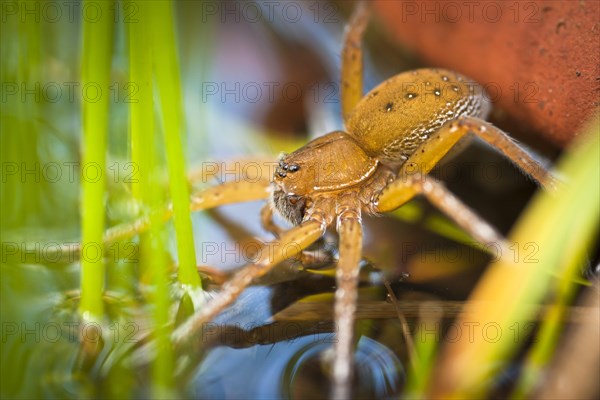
left=191, top=335, right=404, bottom=399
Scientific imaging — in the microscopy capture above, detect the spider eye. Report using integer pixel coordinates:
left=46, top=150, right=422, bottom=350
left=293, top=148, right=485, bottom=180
left=275, top=159, right=299, bottom=179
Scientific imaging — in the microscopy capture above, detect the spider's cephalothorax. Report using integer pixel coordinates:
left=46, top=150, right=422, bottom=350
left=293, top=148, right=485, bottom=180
left=271, top=131, right=394, bottom=226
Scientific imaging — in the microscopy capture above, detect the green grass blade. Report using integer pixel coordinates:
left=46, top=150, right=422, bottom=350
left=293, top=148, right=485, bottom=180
left=108, top=3, right=157, bottom=397
left=148, top=169, right=174, bottom=394
left=148, top=0, right=201, bottom=288
left=129, top=3, right=175, bottom=392
left=404, top=309, right=441, bottom=399
left=128, top=3, right=154, bottom=206
left=510, top=278, right=578, bottom=399
left=429, top=114, right=600, bottom=397
left=511, top=123, right=599, bottom=397
left=127, top=0, right=155, bottom=286
left=79, top=0, right=115, bottom=318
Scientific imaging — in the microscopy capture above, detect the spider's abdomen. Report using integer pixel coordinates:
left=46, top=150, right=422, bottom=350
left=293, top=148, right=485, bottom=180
left=346, top=68, right=491, bottom=164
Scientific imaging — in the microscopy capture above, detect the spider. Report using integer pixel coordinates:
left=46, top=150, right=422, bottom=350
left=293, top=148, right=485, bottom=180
left=107, top=3, right=557, bottom=398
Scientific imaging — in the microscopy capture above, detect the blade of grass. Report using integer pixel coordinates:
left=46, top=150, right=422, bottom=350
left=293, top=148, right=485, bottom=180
left=128, top=2, right=154, bottom=206
left=131, top=2, right=174, bottom=392
left=510, top=127, right=598, bottom=397
left=99, top=3, right=158, bottom=397
left=0, top=7, right=43, bottom=396
left=148, top=0, right=201, bottom=288
left=128, top=1, right=155, bottom=289
left=510, top=274, right=579, bottom=399
left=1, top=1, right=43, bottom=229
left=79, top=0, right=115, bottom=319
left=428, top=114, right=600, bottom=398
left=535, top=285, right=600, bottom=399
left=403, top=304, right=441, bottom=399
left=148, top=165, right=174, bottom=395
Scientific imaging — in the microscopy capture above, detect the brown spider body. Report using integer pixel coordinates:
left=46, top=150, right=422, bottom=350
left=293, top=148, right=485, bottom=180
left=348, top=69, right=491, bottom=165
left=272, top=131, right=391, bottom=226
left=272, top=68, right=489, bottom=229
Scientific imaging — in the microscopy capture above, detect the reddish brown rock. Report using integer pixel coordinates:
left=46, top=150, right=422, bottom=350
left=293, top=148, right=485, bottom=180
left=373, top=0, right=600, bottom=148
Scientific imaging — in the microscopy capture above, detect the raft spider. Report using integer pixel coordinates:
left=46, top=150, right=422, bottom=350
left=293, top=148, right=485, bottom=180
left=133, top=3, right=557, bottom=398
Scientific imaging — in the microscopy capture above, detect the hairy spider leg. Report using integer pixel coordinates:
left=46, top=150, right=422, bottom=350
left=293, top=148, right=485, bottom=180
left=260, top=203, right=337, bottom=267
left=189, top=180, right=271, bottom=212
left=102, top=180, right=271, bottom=246
left=332, top=194, right=363, bottom=400
left=376, top=113, right=562, bottom=257
left=260, top=202, right=285, bottom=238
left=331, top=3, right=372, bottom=397
left=376, top=172, right=509, bottom=255
left=187, top=157, right=274, bottom=187
left=37, top=168, right=272, bottom=262
left=341, top=1, right=370, bottom=123
left=402, top=116, right=559, bottom=191
left=172, top=218, right=326, bottom=345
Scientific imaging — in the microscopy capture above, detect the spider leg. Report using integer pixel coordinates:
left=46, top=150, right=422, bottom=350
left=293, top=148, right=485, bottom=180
left=260, top=202, right=285, bottom=238
left=341, top=1, right=370, bottom=123
left=261, top=203, right=335, bottom=266
left=103, top=180, right=271, bottom=245
left=332, top=195, right=363, bottom=399
left=189, top=180, right=270, bottom=212
left=187, top=157, right=273, bottom=187
left=376, top=172, right=509, bottom=254
left=35, top=162, right=274, bottom=261
left=404, top=116, right=559, bottom=191
left=172, top=219, right=326, bottom=345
